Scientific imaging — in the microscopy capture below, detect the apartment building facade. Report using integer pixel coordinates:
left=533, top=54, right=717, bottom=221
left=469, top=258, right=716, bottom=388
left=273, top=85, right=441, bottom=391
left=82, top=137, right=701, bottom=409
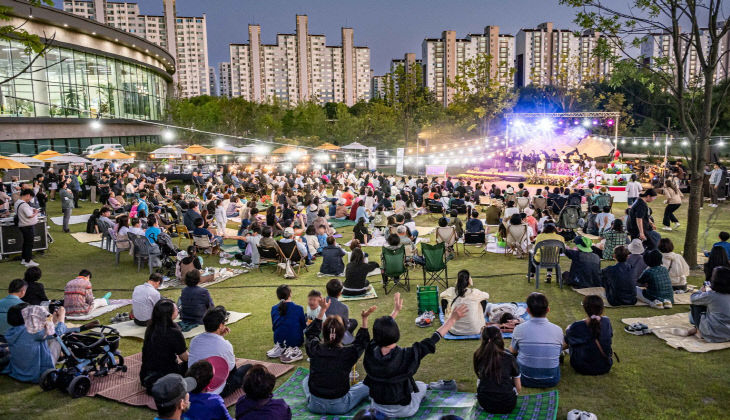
left=62, top=0, right=209, bottom=98
left=227, top=15, right=370, bottom=106
left=219, top=62, right=232, bottom=98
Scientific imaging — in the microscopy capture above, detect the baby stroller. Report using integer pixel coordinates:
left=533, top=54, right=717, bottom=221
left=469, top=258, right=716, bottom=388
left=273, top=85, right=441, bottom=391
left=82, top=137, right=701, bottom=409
left=40, top=325, right=126, bottom=398
left=156, top=231, right=179, bottom=277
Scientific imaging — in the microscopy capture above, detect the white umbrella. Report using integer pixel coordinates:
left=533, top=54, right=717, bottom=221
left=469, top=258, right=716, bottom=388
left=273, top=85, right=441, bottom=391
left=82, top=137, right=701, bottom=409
left=150, top=146, right=187, bottom=159
left=232, top=145, right=260, bottom=154
left=8, top=153, right=44, bottom=166
left=48, top=153, right=91, bottom=164
left=341, top=142, right=370, bottom=150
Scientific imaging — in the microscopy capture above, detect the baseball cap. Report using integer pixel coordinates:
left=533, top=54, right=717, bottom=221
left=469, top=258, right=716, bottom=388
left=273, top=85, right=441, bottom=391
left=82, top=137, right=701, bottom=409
left=283, top=227, right=294, bottom=238
left=151, top=374, right=196, bottom=409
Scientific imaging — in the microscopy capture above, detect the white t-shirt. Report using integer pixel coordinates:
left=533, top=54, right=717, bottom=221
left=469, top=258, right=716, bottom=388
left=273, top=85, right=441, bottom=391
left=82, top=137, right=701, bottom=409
left=627, top=181, right=642, bottom=198
left=131, top=282, right=160, bottom=322
left=440, top=287, right=490, bottom=336
left=188, top=332, right=236, bottom=394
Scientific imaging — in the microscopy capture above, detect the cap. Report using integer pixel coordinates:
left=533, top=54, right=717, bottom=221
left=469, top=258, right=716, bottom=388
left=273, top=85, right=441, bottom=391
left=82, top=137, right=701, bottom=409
left=283, top=227, right=294, bottom=238
left=151, top=374, right=196, bottom=409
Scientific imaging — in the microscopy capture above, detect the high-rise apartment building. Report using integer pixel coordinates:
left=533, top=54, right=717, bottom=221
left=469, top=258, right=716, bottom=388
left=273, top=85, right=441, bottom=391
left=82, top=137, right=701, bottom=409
left=422, top=27, right=515, bottom=106
left=228, top=15, right=370, bottom=106
left=62, top=0, right=209, bottom=98
left=208, top=67, right=217, bottom=96
left=219, top=62, right=232, bottom=98
left=370, top=74, right=388, bottom=99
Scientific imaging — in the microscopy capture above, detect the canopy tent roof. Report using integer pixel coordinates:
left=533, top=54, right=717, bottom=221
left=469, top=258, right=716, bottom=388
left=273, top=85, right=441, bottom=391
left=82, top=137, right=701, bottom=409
left=272, top=145, right=299, bottom=154
left=341, top=142, right=369, bottom=150
left=576, top=136, right=615, bottom=158
left=33, top=150, right=62, bottom=160
left=150, top=146, right=186, bottom=158
left=9, top=154, right=44, bottom=166
left=87, top=149, right=133, bottom=160
left=0, top=156, right=30, bottom=170
left=47, top=153, right=91, bottom=164
left=233, top=145, right=261, bottom=154
left=184, top=145, right=215, bottom=155
left=209, top=147, right=233, bottom=155
left=315, top=142, right=340, bottom=150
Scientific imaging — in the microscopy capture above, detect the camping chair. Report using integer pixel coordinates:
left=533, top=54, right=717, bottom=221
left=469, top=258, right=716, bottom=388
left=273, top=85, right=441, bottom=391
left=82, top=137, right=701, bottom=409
left=435, top=226, right=458, bottom=258
left=516, top=196, right=530, bottom=212
left=97, top=219, right=113, bottom=251
left=421, top=242, right=448, bottom=289
left=527, top=240, right=566, bottom=289
left=533, top=196, right=547, bottom=211
left=381, top=246, right=410, bottom=294
left=109, top=227, right=131, bottom=265
left=257, top=245, right=280, bottom=272
left=504, top=192, right=516, bottom=204
left=276, top=240, right=307, bottom=277
left=428, top=201, right=445, bottom=220
left=452, top=203, right=468, bottom=215
left=175, top=224, right=193, bottom=248
left=128, top=233, right=161, bottom=274
left=505, top=224, right=529, bottom=258
left=193, top=234, right=218, bottom=255
left=462, top=231, right=487, bottom=257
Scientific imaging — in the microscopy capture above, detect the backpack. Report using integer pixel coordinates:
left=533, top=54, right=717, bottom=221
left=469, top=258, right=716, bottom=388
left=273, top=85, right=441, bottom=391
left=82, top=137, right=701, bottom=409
left=13, top=201, right=27, bottom=226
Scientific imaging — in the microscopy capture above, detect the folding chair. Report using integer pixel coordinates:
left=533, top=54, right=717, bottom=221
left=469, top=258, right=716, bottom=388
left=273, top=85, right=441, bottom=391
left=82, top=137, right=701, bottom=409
left=435, top=226, right=458, bottom=258
left=505, top=224, right=528, bottom=258
left=193, top=234, right=217, bottom=255
left=428, top=201, right=445, bottom=220
left=276, top=240, right=307, bottom=277
left=381, top=246, right=410, bottom=294
left=257, top=245, right=280, bottom=272
left=97, top=219, right=113, bottom=251
left=516, top=196, right=530, bottom=212
left=527, top=240, right=566, bottom=289
left=452, top=203, right=467, bottom=215
left=462, top=231, right=487, bottom=257
left=175, top=224, right=193, bottom=248
left=128, top=233, right=161, bottom=274
left=109, top=227, right=131, bottom=265
left=421, top=242, right=448, bottom=289
left=532, top=196, right=547, bottom=211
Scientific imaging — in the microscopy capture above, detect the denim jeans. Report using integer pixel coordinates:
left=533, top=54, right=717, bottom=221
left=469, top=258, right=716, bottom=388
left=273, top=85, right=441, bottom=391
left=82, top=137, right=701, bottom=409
left=627, top=197, right=637, bottom=206
left=370, top=381, right=428, bottom=418
left=302, top=376, right=370, bottom=415
left=518, top=364, right=560, bottom=388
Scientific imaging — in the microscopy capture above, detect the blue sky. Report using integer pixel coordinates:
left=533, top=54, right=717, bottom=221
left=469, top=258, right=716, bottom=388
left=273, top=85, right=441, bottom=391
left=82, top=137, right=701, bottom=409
left=53, top=0, right=579, bottom=74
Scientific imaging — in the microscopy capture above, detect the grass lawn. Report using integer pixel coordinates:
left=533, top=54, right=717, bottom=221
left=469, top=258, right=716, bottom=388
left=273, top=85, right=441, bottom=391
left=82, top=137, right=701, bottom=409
left=0, top=195, right=728, bottom=420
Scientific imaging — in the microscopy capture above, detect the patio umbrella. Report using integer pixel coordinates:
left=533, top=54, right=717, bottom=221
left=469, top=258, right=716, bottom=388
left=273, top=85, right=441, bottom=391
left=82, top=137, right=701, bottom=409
left=272, top=145, right=298, bottom=154
left=150, top=146, right=186, bottom=159
left=209, top=147, right=233, bottom=155
left=184, top=145, right=215, bottom=155
left=316, top=142, right=340, bottom=150
left=87, top=149, right=133, bottom=160
left=33, top=150, right=62, bottom=161
left=47, top=153, right=91, bottom=164
left=0, top=156, right=31, bottom=170
left=9, top=154, right=44, bottom=166
left=341, top=142, right=369, bottom=150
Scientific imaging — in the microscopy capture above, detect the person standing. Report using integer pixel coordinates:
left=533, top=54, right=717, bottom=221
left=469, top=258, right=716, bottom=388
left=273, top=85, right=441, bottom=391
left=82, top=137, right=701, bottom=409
left=706, top=163, right=724, bottom=208
left=626, top=174, right=642, bottom=206
left=70, top=169, right=82, bottom=208
left=59, top=179, right=73, bottom=233
left=15, top=189, right=40, bottom=267
left=662, top=179, right=683, bottom=231
left=626, top=189, right=658, bottom=247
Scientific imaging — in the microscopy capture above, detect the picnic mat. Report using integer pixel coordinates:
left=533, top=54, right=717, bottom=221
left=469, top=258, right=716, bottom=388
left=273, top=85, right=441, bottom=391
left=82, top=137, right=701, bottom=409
left=439, top=303, right=530, bottom=340
left=415, top=226, right=436, bottom=237
left=329, top=219, right=357, bottom=228
left=485, top=241, right=507, bottom=254
left=51, top=213, right=91, bottom=226
left=71, top=232, right=103, bottom=243
left=88, top=352, right=294, bottom=410
left=340, top=285, right=378, bottom=301
left=318, top=268, right=381, bottom=278
left=159, top=267, right=246, bottom=290
left=113, top=311, right=251, bottom=339
left=273, top=367, right=558, bottom=419
left=621, top=312, right=730, bottom=353
left=66, top=299, right=132, bottom=321
left=572, top=286, right=694, bottom=307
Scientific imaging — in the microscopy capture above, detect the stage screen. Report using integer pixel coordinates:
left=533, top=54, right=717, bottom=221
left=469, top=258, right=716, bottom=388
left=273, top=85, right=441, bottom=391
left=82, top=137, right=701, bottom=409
left=426, top=165, right=447, bottom=176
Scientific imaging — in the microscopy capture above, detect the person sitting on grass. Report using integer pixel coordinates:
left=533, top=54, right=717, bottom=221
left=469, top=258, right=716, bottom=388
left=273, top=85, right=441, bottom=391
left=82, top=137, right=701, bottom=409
left=353, top=217, right=371, bottom=245
left=658, top=238, right=690, bottom=291
left=189, top=306, right=251, bottom=398
left=363, top=293, right=468, bottom=418
left=688, top=266, right=730, bottom=342
left=140, top=299, right=189, bottom=393
left=626, top=239, right=648, bottom=284
left=63, top=269, right=110, bottom=316
left=0, top=279, right=27, bottom=341
left=319, top=236, right=346, bottom=276
left=305, top=289, right=323, bottom=324
left=704, top=231, right=730, bottom=259
left=150, top=373, right=196, bottom=420
left=637, top=250, right=675, bottom=309
left=565, top=295, right=614, bottom=376
left=601, top=246, right=637, bottom=306
left=324, top=279, right=358, bottom=344
left=440, top=270, right=490, bottom=336
left=303, top=295, right=376, bottom=415
left=563, top=236, right=602, bottom=289
left=704, top=246, right=730, bottom=282
left=179, top=270, right=214, bottom=329
left=344, top=248, right=380, bottom=296
left=510, top=292, right=565, bottom=388
left=599, top=219, right=629, bottom=261
left=131, top=273, right=163, bottom=326
left=185, top=360, right=233, bottom=420
left=447, top=209, right=464, bottom=238
left=21, top=266, right=47, bottom=306
left=270, top=285, right=306, bottom=363
left=235, top=364, right=292, bottom=419
left=473, top=325, right=521, bottom=414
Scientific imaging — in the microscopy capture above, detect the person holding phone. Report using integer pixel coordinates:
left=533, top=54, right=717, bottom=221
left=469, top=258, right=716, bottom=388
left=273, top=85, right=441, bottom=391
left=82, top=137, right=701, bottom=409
left=15, top=189, right=41, bottom=268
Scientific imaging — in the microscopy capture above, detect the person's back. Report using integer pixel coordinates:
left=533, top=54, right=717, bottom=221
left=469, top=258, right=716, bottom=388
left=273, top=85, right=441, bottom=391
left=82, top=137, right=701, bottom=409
left=602, top=260, right=637, bottom=306
left=180, top=286, right=213, bottom=324
left=319, top=242, right=345, bottom=275
left=690, top=274, right=730, bottom=342
left=271, top=301, right=306, bottom=347
left=64, top=276, right=93, bottom=315
left=188, top=332, right=235, bottom=394
left=484, top=206, right=501, bottom=225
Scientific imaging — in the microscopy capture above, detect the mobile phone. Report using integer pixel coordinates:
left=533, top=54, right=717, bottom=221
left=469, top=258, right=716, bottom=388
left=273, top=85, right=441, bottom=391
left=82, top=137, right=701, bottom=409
left=704, top=281, right=712, bottom=288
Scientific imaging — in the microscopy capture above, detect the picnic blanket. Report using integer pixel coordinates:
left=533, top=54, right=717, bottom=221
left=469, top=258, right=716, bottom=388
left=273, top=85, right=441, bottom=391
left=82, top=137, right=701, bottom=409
left=87, top=352, right=294, bottom=410
left=318, top=268, right=381, bottom=278
left=572, top=286, right=694, bottom=307
left=621, top=312, right=730, bottom=353
left=329, top=219, right=357, bottom=228
left=415, top=226, right=436, bottom=237
left=340, top=285, right=378, bottom=301
left=71, top=232, right=103, bottom=243
left=439, top=303, right=530, bottom=340
left=158, top=267, right=246, bottom=290
left=273, top=367, right=559, bottom=419
left=485, top=241, right=507, bottom=254
left=66, top=299, right=132, bottom=321
left=113, top=311, right=250, bottom=339
left=50, top=213, right=91, bottom=226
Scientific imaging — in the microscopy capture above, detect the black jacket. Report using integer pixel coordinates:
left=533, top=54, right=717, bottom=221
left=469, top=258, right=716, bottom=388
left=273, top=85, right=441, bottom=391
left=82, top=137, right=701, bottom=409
left=602, top=262, right=637, bottom=306
left=343, top=261, right=379, bottom=295
left=304, top=319, right=369, bottom=399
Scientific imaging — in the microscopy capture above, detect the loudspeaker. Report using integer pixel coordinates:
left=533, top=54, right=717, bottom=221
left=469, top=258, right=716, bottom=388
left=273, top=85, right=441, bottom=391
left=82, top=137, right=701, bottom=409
left=0, top=221, right=48, bottom=256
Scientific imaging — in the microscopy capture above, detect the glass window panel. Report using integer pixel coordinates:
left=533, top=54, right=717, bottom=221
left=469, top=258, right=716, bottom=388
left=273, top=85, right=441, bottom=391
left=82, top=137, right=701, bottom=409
left=19, top=141, right=36, bottom=155
left=52, top=139, right=68, bottom=153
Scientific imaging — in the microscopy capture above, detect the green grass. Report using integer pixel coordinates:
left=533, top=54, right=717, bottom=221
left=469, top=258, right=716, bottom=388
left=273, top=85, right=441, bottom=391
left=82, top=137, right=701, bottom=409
left=0, top=196, right=728, bottom=419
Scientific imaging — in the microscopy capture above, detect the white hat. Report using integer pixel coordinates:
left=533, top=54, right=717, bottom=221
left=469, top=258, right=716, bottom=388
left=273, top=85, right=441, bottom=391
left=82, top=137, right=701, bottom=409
left=628, top=239, right=644, bottom=255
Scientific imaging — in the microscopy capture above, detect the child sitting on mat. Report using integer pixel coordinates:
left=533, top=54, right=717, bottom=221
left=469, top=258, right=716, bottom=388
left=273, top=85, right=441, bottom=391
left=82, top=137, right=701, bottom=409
left=474, top=325, right=521, bottom=414
left=306, top=290, right=323, bottom=325
left=185, top=360, right=233, bottom=420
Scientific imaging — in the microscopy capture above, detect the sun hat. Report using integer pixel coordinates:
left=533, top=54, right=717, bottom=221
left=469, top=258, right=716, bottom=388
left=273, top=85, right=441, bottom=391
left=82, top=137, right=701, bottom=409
left=524, top=208, right=535, bottom=217
left=573, top=236, right=593, bottom=253
left=203, top=356, right=230, bottom=392
left=283, top=227, right=294, bottom=238
left=628, top=238, right=644, bottom=254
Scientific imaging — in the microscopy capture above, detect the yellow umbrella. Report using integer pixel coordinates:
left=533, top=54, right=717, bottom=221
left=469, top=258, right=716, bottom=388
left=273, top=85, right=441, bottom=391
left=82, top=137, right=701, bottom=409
left=315, top=142, right=340, bottom=150
left=0, top=156, right=31, bottom=170
left=209, top=147, right=232, bottom=155
left=87, top=149, right=133, bottom=160
left=272, top=145, right=298, bottom=154
left=33, top=150, right=61, bottom=161
left=184, top=145, right=215, bottom=155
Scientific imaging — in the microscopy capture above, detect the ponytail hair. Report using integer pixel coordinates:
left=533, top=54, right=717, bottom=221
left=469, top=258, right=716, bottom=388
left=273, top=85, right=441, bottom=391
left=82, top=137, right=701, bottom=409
left=473, top=326, right=505, bottom=382
left=276, top=284, right=291, bottom=317
left=582, top=295, right=604, bottom=339
left=453, top=270, right=471, bottom=307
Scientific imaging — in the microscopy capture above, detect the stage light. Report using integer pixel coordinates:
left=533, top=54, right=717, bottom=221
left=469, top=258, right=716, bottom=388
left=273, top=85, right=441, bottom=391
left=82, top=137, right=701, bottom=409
left=582, top=119, right=592, bottom=128
left=592, top=120, right=599, bottom=125
left=665, top=140, right=672, bottom=146
left=162, top=129, right=175, bottom=141
left=216, top=139, right=226, bottom=148
left=384, top=151, right=389, bottom=156
left=718, top=141, right=725, bottom=147
left=642, top=141, right=648, bottom=146
left=90, top=119, right=102, bottom=130
left=632, top=140, right=637, bottom=145
left=537, top=118, right=554, bottom=130
left=607, top=119, right=615, bottom=126
left=681, top=140, right=689, bottom=146
left=619, top=139, right=625, bottom=144
left=408, top=148, right=413, bottom=154
left=653, top=141, right=660, bottom=147
left=557, top=120, right=564, bottom=125
left=574, top=120, right=580, bottom=125
left=513, top=119, right=525, bottom=127
left=389, top=159, right=396, bottom=164
left=164, top=164, right=170, bottom=170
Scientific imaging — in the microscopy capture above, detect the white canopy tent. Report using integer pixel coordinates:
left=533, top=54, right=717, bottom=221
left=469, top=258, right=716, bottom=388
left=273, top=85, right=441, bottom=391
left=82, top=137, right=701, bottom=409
left=150, top=146, right=187, bottom=159
left=232, top=145, right=261, bottom=154
left=47, top=153, right=91, bottom=164
left=8, top=154, right=44, bottom=166
left=341, top=142, right=370, bottom=150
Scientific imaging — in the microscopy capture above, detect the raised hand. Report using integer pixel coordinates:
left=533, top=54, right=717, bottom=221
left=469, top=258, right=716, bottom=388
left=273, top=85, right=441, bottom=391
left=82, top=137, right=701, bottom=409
left=450, top=304, right=469, bottom=321
left=319, top=296, right=332, bottom=313
left=361, top=305, right=377, bottom=319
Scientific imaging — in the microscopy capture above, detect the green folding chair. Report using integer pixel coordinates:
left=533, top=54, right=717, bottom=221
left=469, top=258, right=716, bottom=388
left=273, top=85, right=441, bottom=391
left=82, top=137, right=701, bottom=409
left=421, top=242, right=448, bottom=289
left=381, top=245, right=410, bottom=294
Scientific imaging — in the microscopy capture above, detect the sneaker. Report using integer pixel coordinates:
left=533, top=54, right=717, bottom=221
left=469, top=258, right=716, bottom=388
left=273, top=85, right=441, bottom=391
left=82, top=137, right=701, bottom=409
left=662, top=226, right=672, bottom=231
left=229, top=260, right=243, bottom=267
left=305, top=260, right=315, bottom=266
left=674, top=222, right=681, bottom=228
left=219, top=258, right=231, bottom=265
left=428, top=379, right=457, bottom=391
left=545, top=274, right=552, bottom=283
left=280, top=346, right=303, bottom=363
left=22, top=260, right=39, bottom=267
left=220, top=252, right=234, bottom=259
left=650, top=299, right=664, bottom=309
left=267, top=342, right=285, bottom=358
left=415, top=311, right=435, bottom=328
left=663, top=300, right=673, bottom=309
left=624, top=323, right=651, bottom=335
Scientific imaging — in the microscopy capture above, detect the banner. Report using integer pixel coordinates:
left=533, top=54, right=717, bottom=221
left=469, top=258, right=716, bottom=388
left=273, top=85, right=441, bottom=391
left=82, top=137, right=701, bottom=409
left=396, top=148, right=404, bottom=175
left=368, top=147, right=377, bottom=171
left=425, top=165, right=447, bottom=176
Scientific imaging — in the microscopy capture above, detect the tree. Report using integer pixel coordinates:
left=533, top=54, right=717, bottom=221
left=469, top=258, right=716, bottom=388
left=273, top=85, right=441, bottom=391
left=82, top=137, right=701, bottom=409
left=561, top=0, right=730, bottom=265
left=447, top=54, right=516, bottom=136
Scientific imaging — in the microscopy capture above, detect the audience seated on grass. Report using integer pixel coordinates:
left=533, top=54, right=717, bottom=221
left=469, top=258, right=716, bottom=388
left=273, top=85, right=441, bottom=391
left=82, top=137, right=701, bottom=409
left=235, top=364, right=292, bottom=420
left=131, top=273, right=163, bottom=326
left=563, top=236, right=602, bottom=289
left=189, top=306, right=251, bottom=398
left=704, top=231, right=730, bottom=259
left=658, top=238, right=690, bottom=290
left=637, top=250, right=675, bottom=309
left=151, top=373, right=196, bottom=420
left=627, top=239, right=648, bottom=283
left=601, top=246, right=637, bottom=306
left=465, top=210, right=484, bottom=233
left=599, top=219, right=629, bottom=261
left=363, top=293, right=467, bottom=418
left=353, top=217, right=370, bottom=245
left=270, top=285, right=306, bottom=363
left=303, top=294, right=376, bottom=414
left=179, top=270, right=215, bottom=329
left=185, top=359, right=233, bottom=420
left=704, top=246, right=730, bottom=282
left=64, top=269, right=110, bottom=316
left=141, top=299, right=189, bottom=393
left=440, top=270, right=490, bottom=336
left=344, top=248, right=379, bottom=296
left=319, top=236, right=346, bottom=276
left=565, top=295, right=614, bottom=376
left=447, top=209, right=464, bottom=238
left=688, top=266, right=730, bottom=343
left=324, top=279, right=358, bottom=344
left=473, top=325, right=522, bottom=414
left=0, top=279, right=27, bottom=341
left=305, top=290, right=323, bottom=324
left=510, top=292, right=565, bottom=388
left=20, top=267, right=47, bottom=306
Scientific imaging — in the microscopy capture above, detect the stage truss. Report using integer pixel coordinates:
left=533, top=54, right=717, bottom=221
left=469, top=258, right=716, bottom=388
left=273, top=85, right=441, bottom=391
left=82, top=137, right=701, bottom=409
left=504, top=111, right=620, bottom=150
